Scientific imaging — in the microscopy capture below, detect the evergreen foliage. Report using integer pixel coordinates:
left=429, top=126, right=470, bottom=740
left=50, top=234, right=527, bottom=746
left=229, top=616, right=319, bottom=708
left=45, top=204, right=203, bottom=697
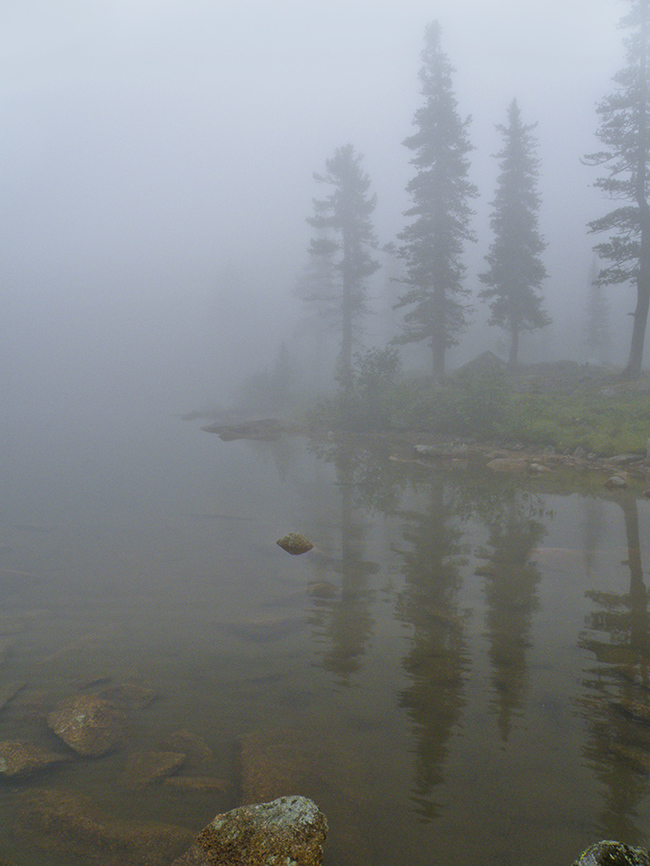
left=480, top=99, right=550, bottom=368
left=584, top=257, right=612, bottom=364
left=305, top=144, right=380, bottom=396
left=394, top=21, right=478, bottom=382
left=585, top=0, right=650, bottom=378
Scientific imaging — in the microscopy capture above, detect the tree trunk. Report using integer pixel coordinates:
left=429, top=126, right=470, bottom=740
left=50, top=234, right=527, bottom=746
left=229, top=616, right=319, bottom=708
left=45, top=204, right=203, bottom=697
left=623, top=209, right=650, bottom=379
left=625, top=2, right=650, bottom=380
left=340, top=234, right=354, bottom=400
left=508, top=324, right=519, bottom=370
left=431, top=287, right=446, bottom=383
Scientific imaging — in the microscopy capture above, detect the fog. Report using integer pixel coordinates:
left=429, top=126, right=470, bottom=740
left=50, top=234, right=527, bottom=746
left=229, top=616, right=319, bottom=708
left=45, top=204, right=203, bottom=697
left=0, top=0, right=628, bottom=424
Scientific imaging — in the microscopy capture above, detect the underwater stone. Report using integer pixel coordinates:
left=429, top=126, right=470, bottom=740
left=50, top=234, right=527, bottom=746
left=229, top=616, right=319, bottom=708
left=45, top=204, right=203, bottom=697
left=0, top=740, right=70, bottom=779
left=15, top=788, right=193, bottom=865
left=171, top=796, right=327, bottom=866
left=276, top=533, right=314, bottom=555
left=47, top=695, right=125, bottom=757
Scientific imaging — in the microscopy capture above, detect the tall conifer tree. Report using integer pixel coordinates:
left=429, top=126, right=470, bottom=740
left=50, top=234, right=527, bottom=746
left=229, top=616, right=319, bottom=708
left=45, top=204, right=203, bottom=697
left=394, top=21, right=477, bottom=381
left=585, top=0, right=650, bottom=378
left=306, top=144, right=379, bottom=396
left=479, top=99, right=550, bottom=369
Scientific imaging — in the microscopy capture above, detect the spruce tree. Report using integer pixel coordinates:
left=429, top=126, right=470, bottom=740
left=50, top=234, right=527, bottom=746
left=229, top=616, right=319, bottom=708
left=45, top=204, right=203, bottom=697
left=394, top=21, right=477, bottom=382
left=479, top=99, right=550, bottom=369
left=305, top=144, right=379, bottom=396
left=585, top=257, right=612, bottom=365
left=585, top=0, right=650, bottom=378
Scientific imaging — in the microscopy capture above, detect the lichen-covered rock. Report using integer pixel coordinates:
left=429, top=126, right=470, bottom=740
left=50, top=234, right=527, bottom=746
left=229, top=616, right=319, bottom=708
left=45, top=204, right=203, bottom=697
left=171, top=796, right=327, bottom=866
left=47, top=695, right=125, bottom=756
left=121, top=750, right=185, bottom=790
left=276, top=533, right=314, bottom=555
left=0, top=740, right=70, bottom=779
left=14, top=788, right=193, bottom=866
left=572, top=839, right=650, bottom=865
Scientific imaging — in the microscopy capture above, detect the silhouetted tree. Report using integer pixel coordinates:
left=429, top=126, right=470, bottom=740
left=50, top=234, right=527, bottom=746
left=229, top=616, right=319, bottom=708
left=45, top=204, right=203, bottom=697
left=585, top=256, right=612, bottom=364
left=480, top=99, right=550, bottom=369
left=305, top=144, right=379, bottom=397
left=394, top=21, right=477, bottom=382
left=585, top=0, right=650, bottom=379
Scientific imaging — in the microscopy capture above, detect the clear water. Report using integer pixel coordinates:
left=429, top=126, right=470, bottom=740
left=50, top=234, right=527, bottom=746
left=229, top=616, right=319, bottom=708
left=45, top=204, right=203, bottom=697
left=1, top=409, right=650, bottom=865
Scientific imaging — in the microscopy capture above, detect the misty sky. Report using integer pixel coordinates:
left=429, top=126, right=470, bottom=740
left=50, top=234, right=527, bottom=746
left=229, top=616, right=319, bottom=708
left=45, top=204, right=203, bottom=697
left=0, top=0, right=629, bottom=417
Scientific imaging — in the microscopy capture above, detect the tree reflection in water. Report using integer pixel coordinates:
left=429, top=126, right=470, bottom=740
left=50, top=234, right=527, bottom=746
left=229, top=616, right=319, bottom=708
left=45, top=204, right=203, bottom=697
left=580, top=494, right=650, bottom=844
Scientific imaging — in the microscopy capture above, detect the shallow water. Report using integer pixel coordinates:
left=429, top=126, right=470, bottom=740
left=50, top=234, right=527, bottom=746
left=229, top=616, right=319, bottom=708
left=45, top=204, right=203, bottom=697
left=2, top=411, right=650, bottom=865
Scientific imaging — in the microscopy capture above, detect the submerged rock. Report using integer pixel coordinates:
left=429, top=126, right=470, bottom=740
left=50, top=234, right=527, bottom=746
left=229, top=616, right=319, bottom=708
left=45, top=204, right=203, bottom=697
left=121, top=750, right=185, bottom=790
left=160, top=730, right=213, bottom=771
left=276, top=533, right=314, bottom=555
left=0, top=740, right=70, bottom=779
left=171, top=796, right=327, bottom=866
left=0, top=680, right=26, bottom=713
left=240, top=727, right=372, bottom=866
left=573, top=840, right=650, bottom=865
left=47, top=695, right=125, bottom=757
left=97, top=682, right=158, bottom=711
left=15, top=788, right=193, bottom=866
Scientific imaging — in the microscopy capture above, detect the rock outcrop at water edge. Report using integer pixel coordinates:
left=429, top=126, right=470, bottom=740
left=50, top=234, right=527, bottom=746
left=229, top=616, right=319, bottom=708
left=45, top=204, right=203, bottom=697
left=171, top=796, right=327, bottom=866
left=573, top=840, right=650, bottom=865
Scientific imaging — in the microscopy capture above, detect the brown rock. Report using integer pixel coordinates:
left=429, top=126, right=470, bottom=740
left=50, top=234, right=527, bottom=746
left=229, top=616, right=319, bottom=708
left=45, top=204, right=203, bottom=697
left=98, top=682, right=158, bottom=711
left=121, top=751, right=185, bottom=790
left=0, top=740, right=70, bottom=779
left=47, top=695, right=125, bottom=756
left=276, top=533, right=314, bottom=555
left=172, top=796, right=327, bottom=866
left=161, top=730, right=213, bottom=770
left=15, top=788, right=193, bottom=866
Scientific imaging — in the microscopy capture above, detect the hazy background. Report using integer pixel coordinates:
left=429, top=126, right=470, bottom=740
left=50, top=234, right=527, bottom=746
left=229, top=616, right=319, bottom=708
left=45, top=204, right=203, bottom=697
left=0, top=0, right=628, bottom=423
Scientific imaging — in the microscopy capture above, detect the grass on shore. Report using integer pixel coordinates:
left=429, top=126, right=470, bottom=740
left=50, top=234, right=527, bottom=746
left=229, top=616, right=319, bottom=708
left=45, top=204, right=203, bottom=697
left=307, top=359, right=650, bottom=457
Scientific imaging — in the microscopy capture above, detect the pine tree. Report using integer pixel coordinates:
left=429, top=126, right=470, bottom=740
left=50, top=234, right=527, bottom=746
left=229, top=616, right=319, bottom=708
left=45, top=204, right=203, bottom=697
left=394, top=21, right=478, bottom=382
left=305, top=144, right=379, bottom=396
left=585, top=257, right=612, bottom=365
left=479, top=99, right=550, bottom=369
left=585, top=0, right=650, bottom=378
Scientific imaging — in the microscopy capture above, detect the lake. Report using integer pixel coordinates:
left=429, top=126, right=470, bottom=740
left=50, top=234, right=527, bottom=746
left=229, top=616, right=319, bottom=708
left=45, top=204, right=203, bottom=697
left=1, top=408, right=650, bottom=866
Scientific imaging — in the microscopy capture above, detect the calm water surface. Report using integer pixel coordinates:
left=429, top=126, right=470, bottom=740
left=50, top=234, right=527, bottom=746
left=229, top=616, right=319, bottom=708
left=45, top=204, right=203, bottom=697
left=1, top=408, right=650, bottom=865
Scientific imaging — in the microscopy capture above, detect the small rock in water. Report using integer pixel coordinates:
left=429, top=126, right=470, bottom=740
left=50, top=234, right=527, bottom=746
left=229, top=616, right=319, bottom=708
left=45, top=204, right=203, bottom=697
left=605, top=474, right=628, bottom=490
left=276, top=533, right=314, bottom=555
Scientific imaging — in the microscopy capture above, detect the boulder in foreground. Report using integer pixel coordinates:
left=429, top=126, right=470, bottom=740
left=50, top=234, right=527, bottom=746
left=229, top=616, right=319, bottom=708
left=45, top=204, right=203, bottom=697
left=172, top=796, right=327, bottom=866
left=573, top=840, right=650, bottom=865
